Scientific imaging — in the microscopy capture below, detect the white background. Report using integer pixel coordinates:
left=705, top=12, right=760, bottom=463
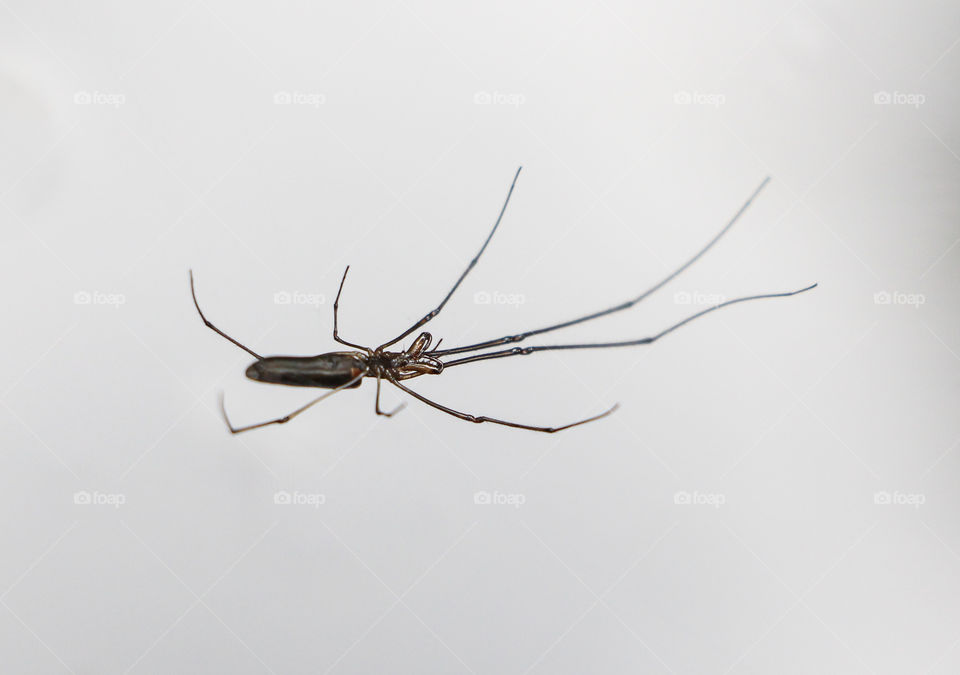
left=1, top=0, right=959, bottom=672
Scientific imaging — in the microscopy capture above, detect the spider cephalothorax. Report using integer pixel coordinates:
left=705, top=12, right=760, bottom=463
left=382, top=332, right=445, bottom=379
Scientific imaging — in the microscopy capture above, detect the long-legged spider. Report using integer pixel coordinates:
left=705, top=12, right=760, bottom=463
left=190, top=168, right=815, bottom=434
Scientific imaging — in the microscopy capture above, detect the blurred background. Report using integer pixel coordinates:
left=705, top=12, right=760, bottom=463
left=1, top=0, right=958, bottom=672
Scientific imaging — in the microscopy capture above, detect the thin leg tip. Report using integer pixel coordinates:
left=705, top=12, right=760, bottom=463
left=218, top=391, right=237, bottom=433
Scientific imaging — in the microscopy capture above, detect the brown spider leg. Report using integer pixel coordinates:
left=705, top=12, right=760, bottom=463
left=220, top=371, right=366, bottom=434
left=374, top=371, right=406, bottom=417
left=385, top=372, right=618, bottom=433
left=376, top=167, right=522, bottom=352
left=189, top=270, right=264, bottom=360
left=433, top=176, right=772, bottom=357
left=333, top=266, right=371, bottom=352
left=441, top=284, right=818, bottom=368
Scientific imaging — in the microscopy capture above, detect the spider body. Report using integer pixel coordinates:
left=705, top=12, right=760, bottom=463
left=244, top=331, right=444, bottom=389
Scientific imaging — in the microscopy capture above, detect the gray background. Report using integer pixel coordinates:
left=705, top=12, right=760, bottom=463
left=2, top=0, right=959, bottom=672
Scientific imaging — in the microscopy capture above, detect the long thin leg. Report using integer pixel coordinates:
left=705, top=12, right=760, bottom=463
left=375, top=372, right=406, bottom=417
left=386, top=373, right=619, bottom=433
left=332, top=266, right=369, bottom=351
left=431, top=176, right=772, bottom=357
left=220, top=371, right=366, bottom=434
left=441, top=283, right=817, bottom=368
left=189, top=270, right=263, bottom=360
left=376, top=167, right=523, bottom=351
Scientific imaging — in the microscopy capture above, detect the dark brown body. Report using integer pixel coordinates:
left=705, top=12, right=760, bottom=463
left=245, top=353, right=366, bottom=388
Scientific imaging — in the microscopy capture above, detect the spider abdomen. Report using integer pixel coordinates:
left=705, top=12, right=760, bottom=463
left=245, top=353, right=366, bottom=389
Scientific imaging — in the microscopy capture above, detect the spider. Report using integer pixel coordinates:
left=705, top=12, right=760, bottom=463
left=190, top=168, right=815, bottom=433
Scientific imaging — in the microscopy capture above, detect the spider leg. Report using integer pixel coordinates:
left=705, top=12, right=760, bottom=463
left=374, top=372, right=405, bottom=417
left=332, top=266, right=370, bottom=351
left=433, top=176, right=773, bottom=357
left=440, top=284, right=818, bottom=368
left=386, top=373, right=618, bottom=433
left=377, top=167, right=522, bottom=351
left=219, top=371, right=366, bottom=434
left=189, top=270, right=264, bottom=360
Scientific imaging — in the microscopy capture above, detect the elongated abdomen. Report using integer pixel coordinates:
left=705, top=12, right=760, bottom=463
left=245, top=353, right=366, bottom=388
